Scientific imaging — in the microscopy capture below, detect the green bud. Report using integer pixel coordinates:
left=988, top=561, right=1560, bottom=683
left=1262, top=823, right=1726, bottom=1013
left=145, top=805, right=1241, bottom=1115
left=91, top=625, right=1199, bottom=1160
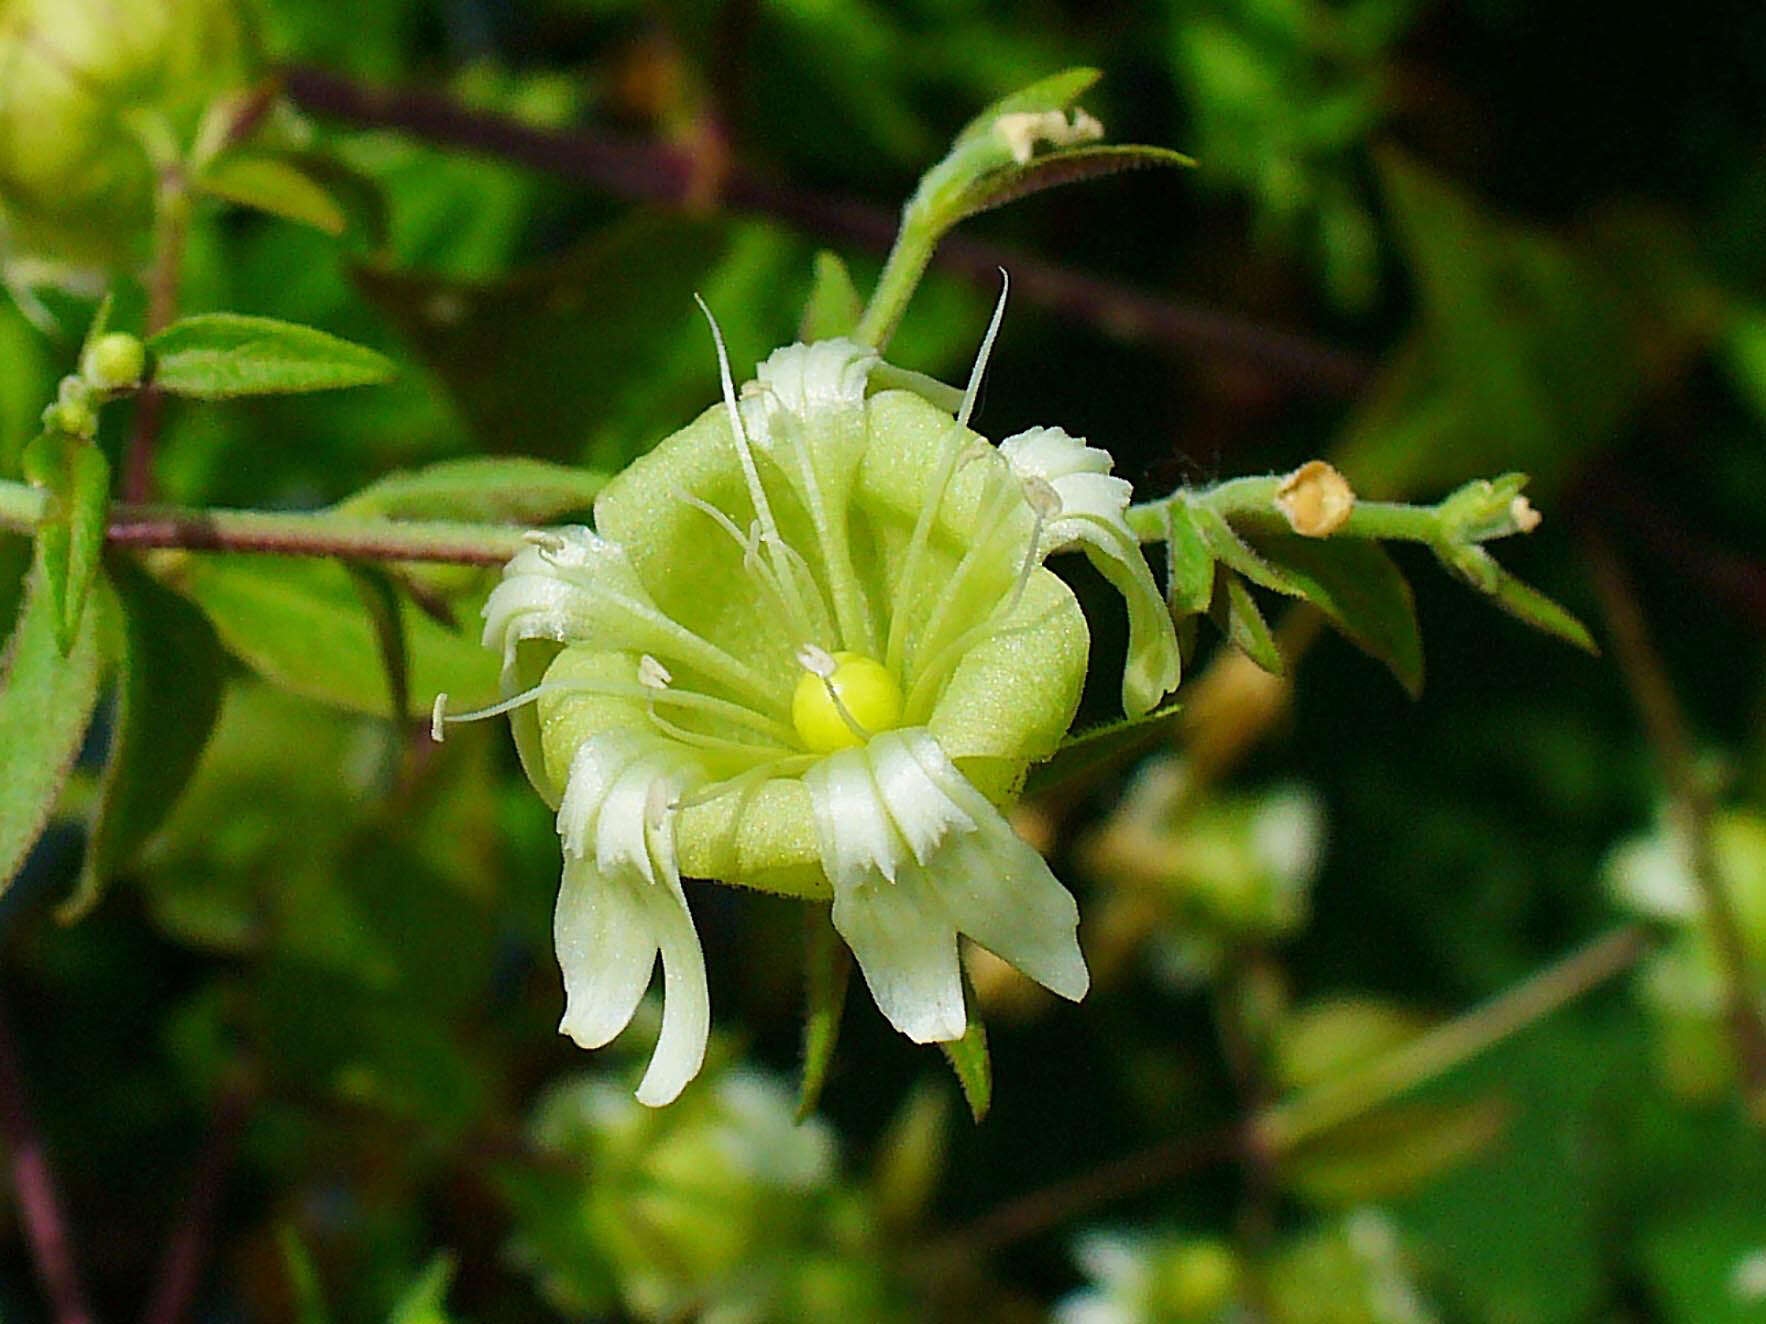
left=0, top=0, right=256, bottom=268
left=81, top=330, right=146, bottom=390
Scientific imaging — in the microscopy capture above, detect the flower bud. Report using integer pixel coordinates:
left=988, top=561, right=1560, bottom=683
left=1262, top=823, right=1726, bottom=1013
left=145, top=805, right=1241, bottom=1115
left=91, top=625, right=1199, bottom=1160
left=81, top=331, right=146, bottom=390
left=1276, top=459, right=1355, bottom=537
left=0, top=0, right=255, bottom=268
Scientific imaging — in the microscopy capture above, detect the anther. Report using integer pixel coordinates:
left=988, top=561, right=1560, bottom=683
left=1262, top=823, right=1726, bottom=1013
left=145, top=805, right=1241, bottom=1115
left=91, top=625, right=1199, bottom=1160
left=796, top=643, right=837, bottom=678
left=431, top=693, right=450, bottom=743
left=1022, top=474, right=1064, bottom=521
left=639, top=655, right=673, bottom=689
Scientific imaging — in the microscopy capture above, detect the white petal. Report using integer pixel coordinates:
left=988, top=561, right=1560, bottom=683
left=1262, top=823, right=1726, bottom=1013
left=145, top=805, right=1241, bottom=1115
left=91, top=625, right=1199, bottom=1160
left=1066, top=517, right=1182, bottom=717
left=904, top=739, right=1089, bottom=1001
left=870, top=729, right=975, bottom=865
left=595, top=758, right=664, bottom=885
left=634, top=873, right=711, bottom=1106
left=557, top=735, right=643, bottom=859
left=554, top=851, right=658, bottom=1050
left=831, top=865, right=967, bottom=1042
left=742, top=338, right=878, bottom=444
left=804, top=746, right=904, bottom=885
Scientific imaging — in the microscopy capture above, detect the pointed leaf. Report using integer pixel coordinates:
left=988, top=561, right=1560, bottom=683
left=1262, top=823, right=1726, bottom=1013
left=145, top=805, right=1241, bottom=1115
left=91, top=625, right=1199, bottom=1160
left=147, top=314, right=396, bottom=399
left=939, top=991, right=992, bottom=1122
left=0, top=555, right=111, bottom=893
left=954, top=144, right=1197, bottom=225
left=952, top=68, right=1104, bottom=148
left=21, top=431, right=110, bottom=654
left=799, top=250, right=864, bottom=341
left=1023, top=701, right=1184, bottom=799
left=387, top=1254, right=457, bottom=1324
left=63, top=559, right=226, bottom=920
left=1166, top=499, right=1216, bottom=618
left=1214, top=570, right=1284, bottom=675
left=197, top=154, right=347, bottom=236
left=1191, top=497, right=1307, bottom=597
left=1284, top=1096, right=1509, bottom=1206
left=1243, top=532, right=1424, bottom=697
left=177, top=556, right=498, bottom=719
left=797, top=904, right=851, bottom=1120
left=336, top=457, right=608, bottom=523
left=1487, top=568, right=1598, bottom=654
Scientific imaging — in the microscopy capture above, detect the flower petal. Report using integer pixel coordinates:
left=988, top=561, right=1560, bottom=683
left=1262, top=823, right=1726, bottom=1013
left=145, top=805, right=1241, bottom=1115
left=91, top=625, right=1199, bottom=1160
left=804, top=745, right=903, bottom=884
left=903, top=735, right=1090, bottom=1001
left=831, top=866, right=967, bottom=1043
left=556, top=734, right=644, bottom=859
left=634, top=872, right=711, bottom=1106
left=554, top=851, right=658, bottom=1051
left=870, top=729, right=975, bottom=865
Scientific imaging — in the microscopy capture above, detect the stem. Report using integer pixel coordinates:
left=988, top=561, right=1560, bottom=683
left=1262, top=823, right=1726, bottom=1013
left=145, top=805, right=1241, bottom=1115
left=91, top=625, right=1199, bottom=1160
left=852, top=203, right=934, bottom=351
left=927, top=924, right=1646, bottom=1258
left=142, top=1089, right=250, bottom=1324
left=0, top=997, right=95, bottom=1324
left=1584, top=536, right=1766, bottom=1121
left=282, top=68, right=1370, bottom=394
left=1127, top=478, right=1447, bottom=546
left=124, top=166, right=192, bottom=503
left=1256, top=924, right=1649, bottom=1152
left=0, top=480, right=528, bottom=564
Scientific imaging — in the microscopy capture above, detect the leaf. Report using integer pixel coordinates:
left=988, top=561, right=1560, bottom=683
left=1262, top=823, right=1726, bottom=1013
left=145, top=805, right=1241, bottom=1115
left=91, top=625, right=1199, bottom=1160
left=952, top=67, right=1104, bottom=149
left=953, top=144, right=1198, bottom=226
left=1243, top=532, right=1424, bottom=696
left=62, top=559, right=226, bottom=921
left=147, top=314, right=396, bottom=399
left=278, top=1225, right=333, bottom=1324
left=1213, top=570, right=1284, bottom=675
left=386, top=1254, right=457, bottom=1324
left=797, top=905, right=850, bottom=1120
left=939, top=989, right=992, bottom=1122
left=1189, top=496, right=1307, bottom=597
left=197, top=154, right=348, bottom=236
left=1486, top=568, right=1599, bottom=654
left=1023, top=701, right=1184, bottom=799
left=177, top=556, right=498, bottom=719
left=799, top=250, right=865, bottom=342
left=336, top=456, right=608, bottom=523
left=346, top=564, right=410, bottom=726
left=1165, top=499, right=1216, bottom=618
left=20, top=431, right=110, bottom=654
left=0, top=555, right=111, bottom=893
left=354, top=212, right=732, bottom=462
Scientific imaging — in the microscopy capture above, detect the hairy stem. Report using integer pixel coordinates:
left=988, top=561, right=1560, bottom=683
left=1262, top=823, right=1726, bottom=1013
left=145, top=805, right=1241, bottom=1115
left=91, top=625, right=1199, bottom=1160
left=124, top=167, right=192, bottom=503
left=1127, top=477, right=1446, bottom=546
left=0, top=480, right=527, bottom=564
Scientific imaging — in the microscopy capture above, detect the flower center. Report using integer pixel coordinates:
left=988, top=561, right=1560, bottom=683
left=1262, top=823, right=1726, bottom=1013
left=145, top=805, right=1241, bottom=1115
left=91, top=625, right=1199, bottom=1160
left=792, top=651, right=903, bottom=753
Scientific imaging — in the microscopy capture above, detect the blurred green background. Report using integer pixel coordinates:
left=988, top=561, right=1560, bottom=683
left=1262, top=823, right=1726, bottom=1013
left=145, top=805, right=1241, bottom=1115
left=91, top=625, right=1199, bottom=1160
left=3, top=0, right=1766, bottom=1320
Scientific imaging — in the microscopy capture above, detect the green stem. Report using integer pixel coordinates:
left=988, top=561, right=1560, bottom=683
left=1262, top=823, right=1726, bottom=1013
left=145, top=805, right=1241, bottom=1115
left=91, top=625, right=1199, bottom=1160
left=0, top=479, right=526, bottom=565
left=1256, top=924, right=1649, bottom=1153
left=853, top=201, right=936, bottom=351
left=1127, top=478, right=1446, bottom=546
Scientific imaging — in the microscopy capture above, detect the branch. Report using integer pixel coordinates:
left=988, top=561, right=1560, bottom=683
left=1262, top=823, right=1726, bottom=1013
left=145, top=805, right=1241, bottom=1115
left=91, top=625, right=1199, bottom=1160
left=141, top=1088, right=251, bottom=1324
left=0, top=479, right=527, bottom=565
left=282, top=67, right=1371, bottom=395
left=0, top=997, right=95, bottom=1324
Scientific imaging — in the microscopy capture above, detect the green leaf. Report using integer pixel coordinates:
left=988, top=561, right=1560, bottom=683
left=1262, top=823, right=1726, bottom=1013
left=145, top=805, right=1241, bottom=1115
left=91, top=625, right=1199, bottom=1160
left=797, top=904, right=850, bottom=1120
left=177, top=556, right=498, bottom=719
left=0, top=555, right=111, bottom=893
left=952, top=67, right=1103, bottom=148
left=146, top=314, right=396, bottom=399
left=952, top=144, right=1198, bottom=226
left=20, top=431, right=110, bottom=654
left=1486, top=568, right=1599, bottom=654
left=336, top=456, right=608, bottom=523
left=799, top=250, right=865, bottom=341
left=354, top=212, right=731, bottom=462
left=1190, top=497, right=1306, bottom=597
left=1243, top=532, right=1424, bottom=696
left=1213, top=570, right=1284, bottom=675
left=62, top=559, right=226, bottom=921
left=1023, top=701, right=1185, bottom=799
left=939, top=995, right=992, bottom=1122
left=196, top=154, right=348, bottom=236
left=386, top=1254, right=457, bottom=1324
left=278, top=1225, right=333, bottom=1324
left=345, top=564, right=410, bottom=726
left=1165, top=499, right=1216, bottom=618
left=1284, top=1096, right=1508, bottom=1205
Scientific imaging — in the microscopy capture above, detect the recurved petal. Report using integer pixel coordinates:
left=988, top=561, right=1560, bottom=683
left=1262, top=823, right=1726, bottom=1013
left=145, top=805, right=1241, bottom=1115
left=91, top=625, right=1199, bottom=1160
left=831, top=865, right=968, bottom=1043
left=804, top=746, right=903, bottom=885
left=554, top=851, right=659, bottom=1051
left=1069, top=517, right=1182, bottom=718
left=557, top=733, right=645, bottom=859
left=870, top=729, right=976, bottom=866
left=634, top=873, right=711, bottom=1106
left=903, top=735, right=1090, bottom=1001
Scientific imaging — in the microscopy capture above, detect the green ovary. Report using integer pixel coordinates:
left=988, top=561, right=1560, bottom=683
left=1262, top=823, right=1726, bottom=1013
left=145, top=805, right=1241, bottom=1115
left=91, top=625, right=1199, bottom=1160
left=792, top=652, right=904, bottom=753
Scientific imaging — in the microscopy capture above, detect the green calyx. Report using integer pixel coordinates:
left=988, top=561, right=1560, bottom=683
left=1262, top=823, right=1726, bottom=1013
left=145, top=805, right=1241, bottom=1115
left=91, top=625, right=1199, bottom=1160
left=522, top=364, right=1089, bottom=901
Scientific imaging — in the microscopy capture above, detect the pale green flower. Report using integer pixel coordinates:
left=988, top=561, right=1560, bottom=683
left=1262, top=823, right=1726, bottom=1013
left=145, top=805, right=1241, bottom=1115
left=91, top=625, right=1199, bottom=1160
left=467, top=311, right=1179, bottom=1104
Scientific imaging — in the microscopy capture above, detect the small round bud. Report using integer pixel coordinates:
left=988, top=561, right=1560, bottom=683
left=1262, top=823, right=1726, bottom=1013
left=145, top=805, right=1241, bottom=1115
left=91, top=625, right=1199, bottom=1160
left=41, top=394, right=95, bottom=439
left=791, top=651, right=903, bottom=753
left=82, top=332, right=146, bottom=391
left=1276, top=459, right=1355, bottom=537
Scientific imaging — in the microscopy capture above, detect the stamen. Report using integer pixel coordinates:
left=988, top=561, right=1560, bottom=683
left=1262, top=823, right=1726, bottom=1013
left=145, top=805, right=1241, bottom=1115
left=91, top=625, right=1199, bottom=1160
left=638, top=655, right=672, bottom=689
left=431, top=692, right=450, bottom=743
left=796, top=643, right=836, bottom=677
left=670, top=754, right=820, bottom=812
left=522, top=529, right=567, bottom=554
left=958, top=269, right=1010, bottom=430
left=695, top=294, right=818, bottom=643
left=430, top=682, right=574, bottom=735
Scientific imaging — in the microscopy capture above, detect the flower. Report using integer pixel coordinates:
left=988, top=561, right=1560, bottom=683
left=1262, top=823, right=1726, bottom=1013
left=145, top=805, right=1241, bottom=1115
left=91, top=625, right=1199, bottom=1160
left=469, top=310, right=1179, bottom=1104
